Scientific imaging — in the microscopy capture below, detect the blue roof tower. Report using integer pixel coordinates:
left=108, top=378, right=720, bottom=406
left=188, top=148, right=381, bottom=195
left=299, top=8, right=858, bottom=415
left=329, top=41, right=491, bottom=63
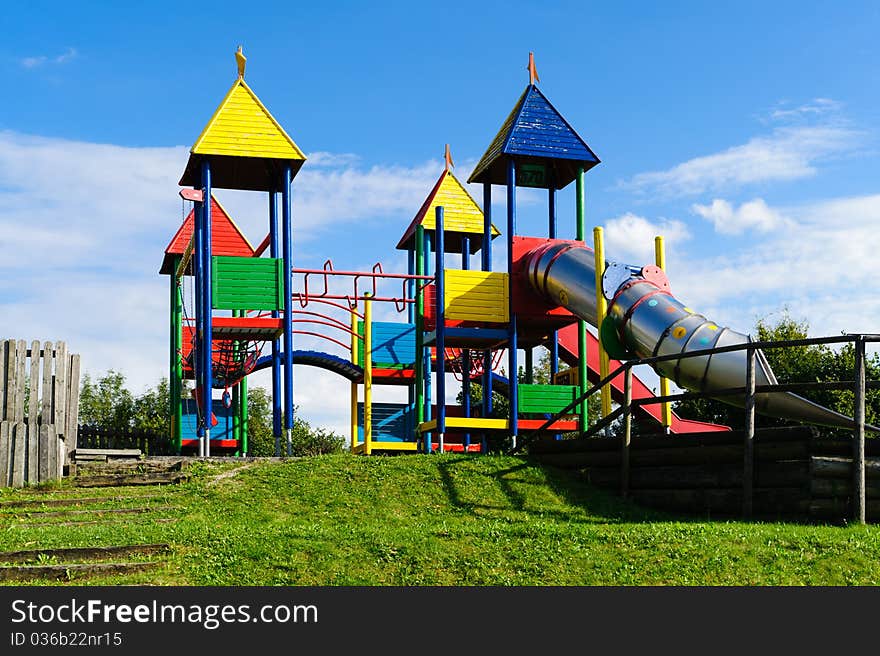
left=467, top=63, right=599, bottom=189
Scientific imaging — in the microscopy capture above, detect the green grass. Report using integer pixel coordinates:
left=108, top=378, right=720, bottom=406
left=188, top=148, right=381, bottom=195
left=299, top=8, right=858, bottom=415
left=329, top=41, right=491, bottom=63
left=2, top=454, right=880, bottom=585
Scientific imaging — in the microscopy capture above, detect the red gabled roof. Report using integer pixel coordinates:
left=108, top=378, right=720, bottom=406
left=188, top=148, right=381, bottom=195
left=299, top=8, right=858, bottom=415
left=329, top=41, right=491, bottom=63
left=160, top=195, right=255, bottom=275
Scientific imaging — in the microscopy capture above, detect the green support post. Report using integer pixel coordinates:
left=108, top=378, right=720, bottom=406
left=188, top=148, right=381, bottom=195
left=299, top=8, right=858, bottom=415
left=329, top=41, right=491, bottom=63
left=414, top=226, right=425, bottom=443
left=231, top=310, right=240, bottom=452
left=576, top=166, right=589, bottom=433
left=240, top=368, right=248, bottom=455
left=170, top=256, right=183, bottom=453
left=232, top=383, right=240, bottom=451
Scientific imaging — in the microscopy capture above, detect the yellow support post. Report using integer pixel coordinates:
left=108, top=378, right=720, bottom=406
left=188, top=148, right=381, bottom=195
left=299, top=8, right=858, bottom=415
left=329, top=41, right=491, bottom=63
left=655, top=235, right=673, bottom=431
left=364, top=293, right=373, bottom=455
left=594, top=227, right=612, bottom=419
left=350, top=308, right=359, bottom=450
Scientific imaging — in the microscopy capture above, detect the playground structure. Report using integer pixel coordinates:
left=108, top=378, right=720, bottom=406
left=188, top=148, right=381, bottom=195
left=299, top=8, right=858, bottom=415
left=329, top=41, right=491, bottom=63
left=161, top=48, right=866, bottom=459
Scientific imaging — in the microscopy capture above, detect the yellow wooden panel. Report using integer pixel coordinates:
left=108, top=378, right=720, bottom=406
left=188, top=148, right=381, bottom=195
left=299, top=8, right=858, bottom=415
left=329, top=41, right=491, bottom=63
left=418, top=418, right=510, bottom=433
left=369, top=442, right=419, bottom=451
left=443, top=269, right=508, bottom=322
left=192, top=80, right=306, bottom=161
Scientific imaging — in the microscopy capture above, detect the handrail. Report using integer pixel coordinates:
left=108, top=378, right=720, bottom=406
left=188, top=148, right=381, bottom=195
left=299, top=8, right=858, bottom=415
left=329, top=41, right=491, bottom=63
left=291, top=262, right=433, bottom=312
left=514, top=332, right=880, bottom=452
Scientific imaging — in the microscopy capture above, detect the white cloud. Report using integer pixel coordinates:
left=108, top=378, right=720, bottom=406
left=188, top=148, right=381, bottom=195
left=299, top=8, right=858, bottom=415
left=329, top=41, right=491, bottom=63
left=770, top=98, right=843, bottom=121
left=601, top=212, right=690, bottom=264
left=692, top=198, right=791, bottom=235
left=668, top=194, right=880, bottom=338
left=623, top=125, right=860, bottom=197
left=21, top=47, right=78, bottom=69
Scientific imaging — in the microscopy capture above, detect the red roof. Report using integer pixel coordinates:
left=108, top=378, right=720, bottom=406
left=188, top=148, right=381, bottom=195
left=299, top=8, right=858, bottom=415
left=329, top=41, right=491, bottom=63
left=160, top=195, right=255, bottom=274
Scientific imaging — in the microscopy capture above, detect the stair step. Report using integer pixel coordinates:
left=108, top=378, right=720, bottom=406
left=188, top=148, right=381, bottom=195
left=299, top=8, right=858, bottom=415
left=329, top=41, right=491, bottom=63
left=0, top=543, right=170, bottom=564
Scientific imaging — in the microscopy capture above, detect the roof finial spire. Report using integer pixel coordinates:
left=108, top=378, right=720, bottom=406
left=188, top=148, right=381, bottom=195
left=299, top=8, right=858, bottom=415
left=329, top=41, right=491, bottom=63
left=527, top=51, right=539, bottom=86
left=235, top=45, right=246, bottom=78
left=444, top=144, right=454, bottom=172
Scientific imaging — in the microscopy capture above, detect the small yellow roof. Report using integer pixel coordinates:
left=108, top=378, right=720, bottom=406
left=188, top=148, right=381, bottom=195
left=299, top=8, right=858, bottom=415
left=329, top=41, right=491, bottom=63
left=397, top=167, right=501, bottom=253
left=190, top=77, right=305, bottom=160
left=179, top=48, right=306, bottom=191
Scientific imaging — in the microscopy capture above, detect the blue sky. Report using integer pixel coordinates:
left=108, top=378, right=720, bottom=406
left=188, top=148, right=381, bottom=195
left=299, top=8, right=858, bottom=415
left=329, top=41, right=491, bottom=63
left=2, top=1, right=879, bottom=434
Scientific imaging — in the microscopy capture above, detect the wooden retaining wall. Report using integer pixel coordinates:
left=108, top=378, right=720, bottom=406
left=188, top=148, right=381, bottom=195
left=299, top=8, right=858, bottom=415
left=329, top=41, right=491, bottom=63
left=0, top=339, right=81, bottom=487
left=530, top=426, right=879, bottom=522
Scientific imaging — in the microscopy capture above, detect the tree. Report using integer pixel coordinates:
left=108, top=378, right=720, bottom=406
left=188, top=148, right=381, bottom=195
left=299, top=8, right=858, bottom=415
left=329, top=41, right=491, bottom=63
left=78, top=371, right=344, bottom=455
left=132, top=377, right=170, bottom=434
left=78, top=370, right=135, bottom=432
left=674, top=311, right=880, bottom=433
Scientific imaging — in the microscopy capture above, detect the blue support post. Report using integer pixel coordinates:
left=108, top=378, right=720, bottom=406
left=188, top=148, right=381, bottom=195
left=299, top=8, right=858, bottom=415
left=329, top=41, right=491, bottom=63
left=193, top=195, right=204, bottom=444
left=423, top=231, right=433, bottom=453
left=549, top=183, right=560, bottom=440
left=461, top=235, right=471, bottom=449
left=506, top=160, right=518, bottom=447
left=481, top=181, right=493, bottom=452
left=269, top=190, right=282, bottom=456
left=282, top=165, right=294, bottom=456
left=548, top=184, right=559, bottom=380
left=435, top=206, right=446, bottom=452
left=201, top=160, right=213, bottom=457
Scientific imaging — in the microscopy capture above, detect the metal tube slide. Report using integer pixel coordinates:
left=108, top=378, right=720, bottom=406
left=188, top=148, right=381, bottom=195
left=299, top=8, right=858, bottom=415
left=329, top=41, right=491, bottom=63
left=526, top=241, right=869, bottom=431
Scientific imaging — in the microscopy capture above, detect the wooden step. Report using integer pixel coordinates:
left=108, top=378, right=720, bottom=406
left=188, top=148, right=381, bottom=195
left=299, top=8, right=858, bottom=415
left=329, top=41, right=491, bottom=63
left=12, top=517, right=179, bottom=528
left=11, top=506, right=174, bottom=518
left=0, top=543, right=170, bottom=564
left=75, top=448, right=143, bottom=458
left=0, top=562, right=159, bottom=582
left=0, top=494, right=166, bottom=509
left=73, top=473, right=189, bottom=488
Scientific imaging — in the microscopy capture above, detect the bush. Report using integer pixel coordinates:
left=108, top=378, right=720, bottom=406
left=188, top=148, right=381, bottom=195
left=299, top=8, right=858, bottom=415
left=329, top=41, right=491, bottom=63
left=245, top=387, right=344, bottom=457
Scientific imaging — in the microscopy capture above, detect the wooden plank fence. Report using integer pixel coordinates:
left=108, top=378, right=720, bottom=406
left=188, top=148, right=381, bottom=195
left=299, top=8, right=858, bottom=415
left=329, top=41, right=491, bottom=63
left=76, top=426, right=175, bottom=456
left=0, top=339, right=81, bottom=488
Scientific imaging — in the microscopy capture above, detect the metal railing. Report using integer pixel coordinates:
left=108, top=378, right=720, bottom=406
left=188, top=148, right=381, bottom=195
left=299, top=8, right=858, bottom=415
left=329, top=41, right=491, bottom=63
left=519, top=333, right=880, bottom=523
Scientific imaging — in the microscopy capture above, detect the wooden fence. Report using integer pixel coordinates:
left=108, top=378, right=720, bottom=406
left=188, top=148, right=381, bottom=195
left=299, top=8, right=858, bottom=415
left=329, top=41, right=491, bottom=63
left=0, top=340, right=81, bottom=487
left=76, top=425, right=175, bottom=456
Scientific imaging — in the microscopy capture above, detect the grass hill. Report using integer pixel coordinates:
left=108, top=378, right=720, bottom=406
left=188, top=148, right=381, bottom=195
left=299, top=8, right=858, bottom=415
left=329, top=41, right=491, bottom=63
left=2, top=454, right=880, bottom=585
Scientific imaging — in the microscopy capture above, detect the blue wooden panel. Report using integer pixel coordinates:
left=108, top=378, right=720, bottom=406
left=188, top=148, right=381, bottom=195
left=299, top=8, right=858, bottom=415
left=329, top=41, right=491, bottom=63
left=358, top=322, right=416, bottom=368
left=181, top=398, right=235, bottom=441
left=357, top=402, right=415, bottom=442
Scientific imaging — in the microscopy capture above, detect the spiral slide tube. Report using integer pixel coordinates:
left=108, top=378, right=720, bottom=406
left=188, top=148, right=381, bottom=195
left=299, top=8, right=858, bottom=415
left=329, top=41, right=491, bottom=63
left=526, top=241, right=869, bottom=431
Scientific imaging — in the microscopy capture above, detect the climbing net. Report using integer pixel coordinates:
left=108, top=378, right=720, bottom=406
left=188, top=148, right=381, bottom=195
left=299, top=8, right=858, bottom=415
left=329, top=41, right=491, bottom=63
left=445, top=347, right=504, bottom=382
left=178, top=324, right=265, bottom=390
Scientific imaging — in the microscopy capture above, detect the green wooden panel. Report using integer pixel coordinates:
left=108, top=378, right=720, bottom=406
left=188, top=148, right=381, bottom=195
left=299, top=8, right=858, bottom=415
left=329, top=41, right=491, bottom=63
left=212, top=256, right=284, bottom=310
left=517, top=384, right=579, bottom=415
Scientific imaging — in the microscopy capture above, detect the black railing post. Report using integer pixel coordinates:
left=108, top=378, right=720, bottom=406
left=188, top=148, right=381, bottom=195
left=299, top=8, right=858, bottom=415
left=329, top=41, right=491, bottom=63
left=744, top=341, right=756, bottom=519
left=854, top=335, right=866, bottom=525
left=622, top=366, right=633, bottom=499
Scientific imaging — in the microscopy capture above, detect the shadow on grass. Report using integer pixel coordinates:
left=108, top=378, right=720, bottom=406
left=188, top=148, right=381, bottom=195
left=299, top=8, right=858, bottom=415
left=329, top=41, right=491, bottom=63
left=436, top=455, right=666, bottom=524
left=435, top=454, right=840, bottom=527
